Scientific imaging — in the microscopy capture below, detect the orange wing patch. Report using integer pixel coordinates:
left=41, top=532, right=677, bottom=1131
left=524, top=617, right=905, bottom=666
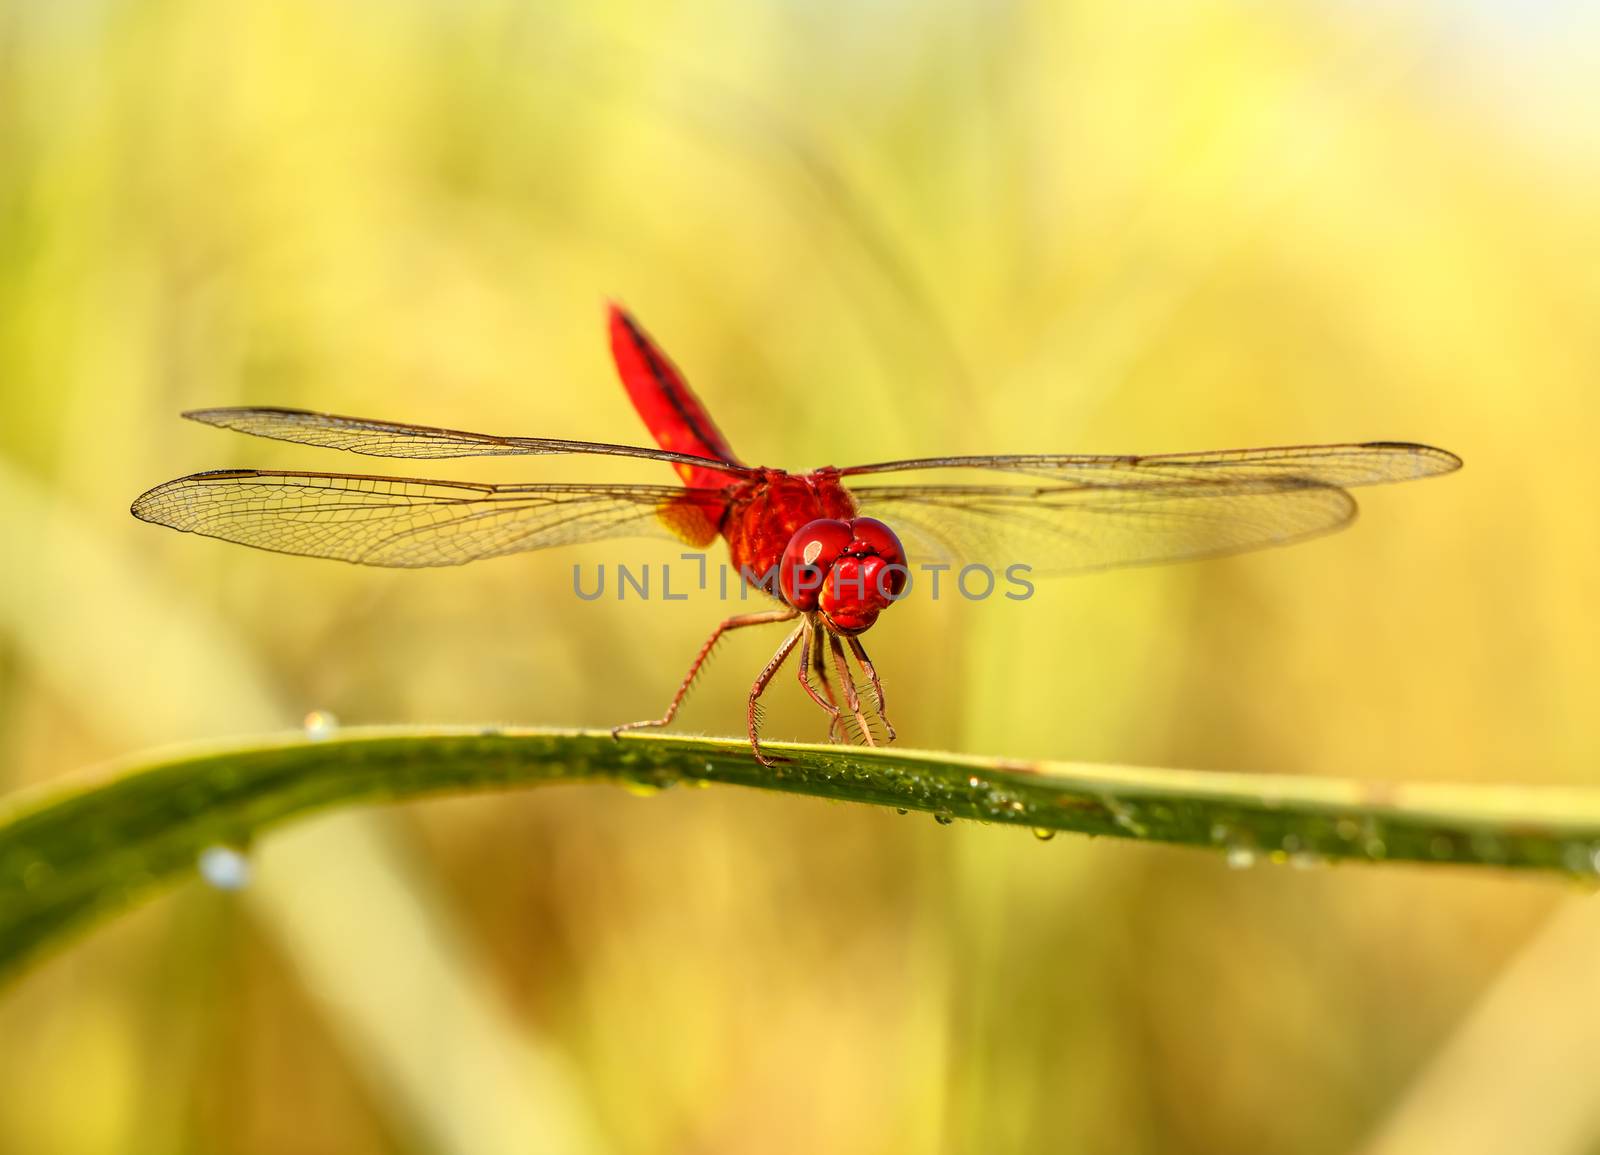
left=656, top=494, right=723, bottom=547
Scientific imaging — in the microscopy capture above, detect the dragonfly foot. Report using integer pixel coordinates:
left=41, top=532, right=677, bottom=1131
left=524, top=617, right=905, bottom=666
left=746, top=623, right=806, bottom=771
left=610, top=718, right=667, bottom=740
left=845, top=635, right=896, bottom=744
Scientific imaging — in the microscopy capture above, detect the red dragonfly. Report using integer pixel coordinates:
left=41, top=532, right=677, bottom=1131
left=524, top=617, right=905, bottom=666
left=132, top=305, right=1460, bottom=763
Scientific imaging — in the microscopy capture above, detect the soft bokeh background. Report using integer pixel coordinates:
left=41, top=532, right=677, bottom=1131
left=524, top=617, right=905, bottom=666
left=4, top=1, right=1600, bottom=1151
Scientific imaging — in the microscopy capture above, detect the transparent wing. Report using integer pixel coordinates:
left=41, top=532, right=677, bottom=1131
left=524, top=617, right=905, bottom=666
left=131, top=470, right=726, bottom=568
left=839, top=441, right=1461, bottom=488
left=850, top=477, right=1365, bottom=575
left=184, top=407, right=756, bottom=475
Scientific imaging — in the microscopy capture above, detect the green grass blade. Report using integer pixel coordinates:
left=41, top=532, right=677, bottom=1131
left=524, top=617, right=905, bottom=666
left=4, top=727, right=1600, bottom=982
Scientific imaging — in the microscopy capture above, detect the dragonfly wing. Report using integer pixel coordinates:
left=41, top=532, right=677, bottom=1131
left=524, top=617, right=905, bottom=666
left=183, top=407, right=757, bottom=475
left=850, top=477, right=1360, bottom=576
left=131, top=470, right=723, bottom=568
left=840, top=441, right=1461, bottom=487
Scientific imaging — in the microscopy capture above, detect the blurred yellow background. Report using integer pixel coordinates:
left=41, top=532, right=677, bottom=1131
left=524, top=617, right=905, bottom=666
left=4, top=0, right=1600, bottom=1151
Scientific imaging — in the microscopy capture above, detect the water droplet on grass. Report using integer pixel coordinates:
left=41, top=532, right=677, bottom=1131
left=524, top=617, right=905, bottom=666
left=1469, top=831, right=1506, bottom=863
left=1101, top=796, right=1148, bottom=837
left=1362, top=818, right=1386, bottom=860
left=22, top=860, right=52, bottom=891
left=303, top=710, right=339, bottom=740
left=934, top=812, right=954, bottom=826
left=198, top=845, right=251, bottom=891
left=1562, top=843, right=1598, bottom=876
left=1032, top=828, right=1056, bottom=842
left=1214, top=823, right=1258, bottom=869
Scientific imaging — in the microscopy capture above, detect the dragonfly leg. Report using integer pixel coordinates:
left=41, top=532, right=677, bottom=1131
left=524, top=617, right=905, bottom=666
left=828, top=633, right=877, bottom=748
left=796, top=617, right=844, bottom=739
left=613, top=608, right=799, bottom=738
left=846, top=635, right=896, bottom=743
left=747, top=623, right=807, bottom=766
left=813, top=619, right=848, bottom=742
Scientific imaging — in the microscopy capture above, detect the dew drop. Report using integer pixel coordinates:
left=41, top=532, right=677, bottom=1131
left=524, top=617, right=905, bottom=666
left=895, top=808, right=909, bottom=816
left=303, top=710, right=339, bottom=740
left=1469, top=831, right=1506, bottom=864
left=934, top=812, right=954, bottom=826
left=1216, top=823, right=1259, bottom=869
left=1032, top=828, right=1056, bottom=842
left=1562, top=843, right=1596, bottom=876
left=967, top=776, right=982, bottom=789
left=1102, top=797, right=1148, bottom=837
left=1362, top=817, right=1386, bottom=860
left=21, top=860, right=53, bottom=891
left=198, top=845, right=252, bottom=891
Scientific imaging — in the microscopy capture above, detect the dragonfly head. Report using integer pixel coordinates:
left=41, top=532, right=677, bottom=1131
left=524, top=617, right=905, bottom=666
left=779, top=517, right=908, bottom=635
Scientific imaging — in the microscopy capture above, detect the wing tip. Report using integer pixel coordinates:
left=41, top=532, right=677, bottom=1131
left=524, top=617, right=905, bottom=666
left=129, top=488, right=176, bottom=528
left=180, top=407, right=229, bottom=428
left=1362, top=441, right=1463, bottom=477
left=131, top=471, right=264, bottom=528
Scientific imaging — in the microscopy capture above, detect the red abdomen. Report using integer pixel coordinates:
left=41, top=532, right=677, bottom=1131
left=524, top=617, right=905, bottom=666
left=608, top=304, right=750, bottom=546
left=607, top=304, right=744, bottom=491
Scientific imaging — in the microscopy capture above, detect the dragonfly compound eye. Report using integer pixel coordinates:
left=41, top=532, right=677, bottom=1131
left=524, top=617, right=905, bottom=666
left=779, top=519, right=855, bottom=610
left=812, top=517, right=909, bottom=635
left=846, top=518, right=908, bottom=593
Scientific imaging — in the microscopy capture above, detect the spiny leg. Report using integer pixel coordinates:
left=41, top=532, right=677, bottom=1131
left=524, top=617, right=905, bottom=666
left=846, top=635, right=897, bottom=743
left=613, top=608, right=799, bottom=737
left=828, top=633, right=877, bottom=748
left=747, top=623, right=806, bottom=766
left=809, top=619, right=847, bottom=742
left=796, top=618, right=843, bottom=739
left=811, top=619, right=846, bottom=742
